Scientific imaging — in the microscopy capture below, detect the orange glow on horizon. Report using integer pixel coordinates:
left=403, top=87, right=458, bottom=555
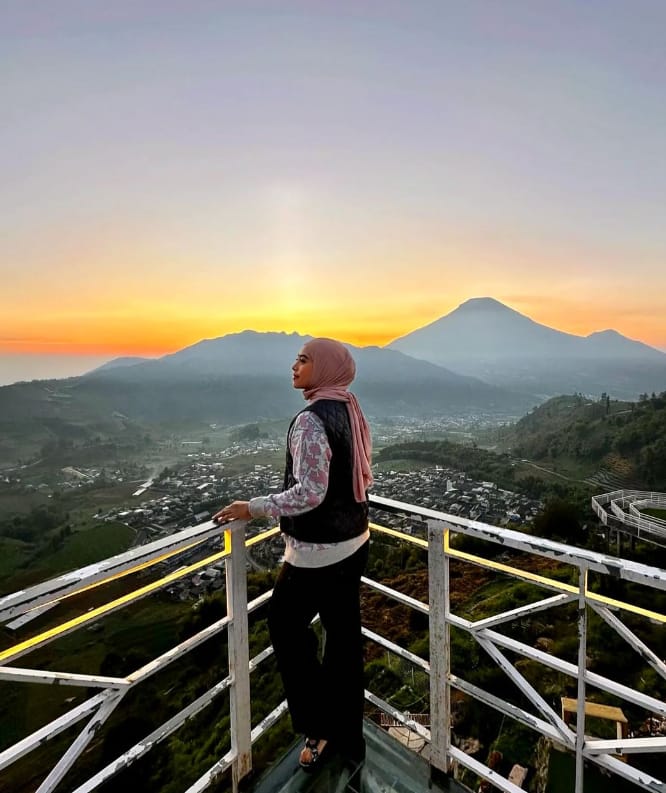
left=0, top=323, right=416, bottom=357
left=2, top=291, right=665, bottom=358
left=2, top=314, right=665, bottom=357
left=0, top=296, right=440, bottom=356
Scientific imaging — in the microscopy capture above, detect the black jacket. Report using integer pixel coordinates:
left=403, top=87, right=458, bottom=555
left=280, top=399, right=368, bottom=543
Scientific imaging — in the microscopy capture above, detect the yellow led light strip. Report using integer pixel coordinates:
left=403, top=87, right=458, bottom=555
left=445, top=543, right=579, bottom=594
left=20, top=539, right=207, bottom=616
left=246, top=526, right=281, bottom=547
left=0, top=526, right=280, bottom=664
left=371, top=522, right=666, bottom=624
left=443, top=535, right=666, bottom=624
left=369, top=522, right=428, bottom=549
left=586, top=591, right=666, bottom=624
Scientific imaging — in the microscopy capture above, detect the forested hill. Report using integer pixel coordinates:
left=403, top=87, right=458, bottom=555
left=507, top=392, right=666, bottom=490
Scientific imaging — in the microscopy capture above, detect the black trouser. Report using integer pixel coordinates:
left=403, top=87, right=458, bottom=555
left=267, top=540, right=369, bottom=760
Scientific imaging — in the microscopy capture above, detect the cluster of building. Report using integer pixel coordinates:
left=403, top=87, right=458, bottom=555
left=102, top=458, right=282, bottom=534
left=372, top=468, right=542, bottom=529
left=0, top=464, right=148, bottom=497
left=97, top=449, right=542, bottom=602
left=370, top=414, right=518, bottom=446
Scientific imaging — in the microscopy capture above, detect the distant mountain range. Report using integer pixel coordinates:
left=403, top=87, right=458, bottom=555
left=388, top=297, right=666, bottom=400
left=93, top=297, right=664, bottom=403
left=2, top=297, right=665, bottom=466
left=0, top=330, right=531, bottom=464
left=78, top=330, right=527, bottom=420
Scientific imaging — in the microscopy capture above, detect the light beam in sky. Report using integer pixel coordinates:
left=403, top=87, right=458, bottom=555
left=2, top=1, right=666, bottom=382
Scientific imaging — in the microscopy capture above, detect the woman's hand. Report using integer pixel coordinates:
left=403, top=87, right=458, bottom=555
left=213, top=500, right=251, bottom=523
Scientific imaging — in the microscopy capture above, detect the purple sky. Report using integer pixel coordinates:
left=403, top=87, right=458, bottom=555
left=2, top=1, right=665, bottom=385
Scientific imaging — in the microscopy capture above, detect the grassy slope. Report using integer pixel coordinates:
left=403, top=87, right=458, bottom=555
left=501, top=393, right=666, bottom=489
left=0, top=521, right=135, bottom=592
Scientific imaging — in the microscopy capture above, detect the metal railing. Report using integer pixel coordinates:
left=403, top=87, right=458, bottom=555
left=592, top=489, right=666, bottom=544
left=1, top=495, right=665, bottom=793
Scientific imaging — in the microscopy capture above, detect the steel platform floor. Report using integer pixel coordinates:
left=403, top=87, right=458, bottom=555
left=249, top=720, right=470, bottom=793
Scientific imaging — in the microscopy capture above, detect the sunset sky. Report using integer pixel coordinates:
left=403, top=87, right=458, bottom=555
left=2, top=1, right=665, bottom=384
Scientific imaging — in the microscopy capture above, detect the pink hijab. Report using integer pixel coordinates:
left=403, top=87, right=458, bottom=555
left=301, top=338, right=373, bottom=502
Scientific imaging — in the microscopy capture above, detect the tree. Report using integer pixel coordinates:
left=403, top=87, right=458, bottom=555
left=532, top=499, right=583, bottom=546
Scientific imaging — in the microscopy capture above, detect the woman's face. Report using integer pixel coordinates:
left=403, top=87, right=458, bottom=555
left=292, top=349, right=314, bottom=390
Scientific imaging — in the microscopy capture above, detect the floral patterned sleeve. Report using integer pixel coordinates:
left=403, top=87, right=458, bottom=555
left=248, top=411, right=331, bottom=521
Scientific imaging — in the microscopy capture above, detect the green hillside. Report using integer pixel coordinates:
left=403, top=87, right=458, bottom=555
left=505, top=392, right=666, bottom=490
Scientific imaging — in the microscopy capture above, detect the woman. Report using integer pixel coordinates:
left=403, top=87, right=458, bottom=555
left=214, top=337, right=373, bottom=770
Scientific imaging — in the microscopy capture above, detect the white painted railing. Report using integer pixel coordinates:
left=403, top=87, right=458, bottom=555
left=630, top=496, right=666, bottom=528
left=1, top=494, right=665, bottom=793
left=370, top=495, right=666, bottom=793
left=592, top=490, right=666, bottom=544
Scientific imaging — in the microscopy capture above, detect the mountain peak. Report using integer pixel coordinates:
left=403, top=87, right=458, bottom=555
left=457, top=296, right=508, bottom=310
left=587, top=329, right=621, bottom=338
left=452, top=297, right=531, bottom=321
left=387, top=296, right=666, bottom=400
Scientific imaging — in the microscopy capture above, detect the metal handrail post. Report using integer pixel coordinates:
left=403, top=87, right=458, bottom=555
left=225, top=525, right=252, bottom=793
left=428, top=519, right=451, bottom=776
left=575, top=567, right=588, bottom=793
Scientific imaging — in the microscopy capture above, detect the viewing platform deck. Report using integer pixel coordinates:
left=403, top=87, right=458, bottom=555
left=249, top=719, right=469, bottom=793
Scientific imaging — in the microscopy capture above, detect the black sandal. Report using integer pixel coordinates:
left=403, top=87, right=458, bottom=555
left=299, top=737, right=328, bottom=770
